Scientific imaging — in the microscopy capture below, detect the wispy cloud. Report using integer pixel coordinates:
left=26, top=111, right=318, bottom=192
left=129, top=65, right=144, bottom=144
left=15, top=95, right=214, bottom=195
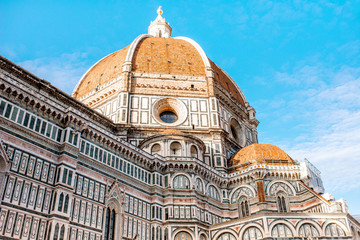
left=268, top=65, right=360, bottom=192
left=18, top=52, right=90, bottom=94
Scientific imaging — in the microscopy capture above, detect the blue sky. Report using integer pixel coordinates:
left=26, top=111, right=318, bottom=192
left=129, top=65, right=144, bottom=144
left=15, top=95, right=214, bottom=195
left=1, top=0, right=360, bottom=213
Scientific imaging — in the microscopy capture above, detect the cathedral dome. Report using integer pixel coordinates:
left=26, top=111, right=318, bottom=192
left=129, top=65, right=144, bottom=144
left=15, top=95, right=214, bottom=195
left=228, top=143, right=295, bottom=172
left=72, top=8, right=247, bottom=107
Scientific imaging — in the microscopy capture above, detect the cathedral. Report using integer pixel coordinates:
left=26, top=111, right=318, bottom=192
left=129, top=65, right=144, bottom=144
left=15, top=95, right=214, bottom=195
left=0, top=7, right=359, bottom=240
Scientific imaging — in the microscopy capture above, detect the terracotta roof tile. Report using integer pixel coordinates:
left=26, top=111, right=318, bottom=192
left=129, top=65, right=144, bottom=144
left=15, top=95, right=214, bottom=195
left=229, top=143, right=295, bottom=172
left=132, top=37, right=205, bottom=76
left=74, top=45, right=130, bottom=98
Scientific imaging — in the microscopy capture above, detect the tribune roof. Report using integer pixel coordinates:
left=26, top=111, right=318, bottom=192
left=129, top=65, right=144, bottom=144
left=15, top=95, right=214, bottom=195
left=229, top=143, right=295, bottom=172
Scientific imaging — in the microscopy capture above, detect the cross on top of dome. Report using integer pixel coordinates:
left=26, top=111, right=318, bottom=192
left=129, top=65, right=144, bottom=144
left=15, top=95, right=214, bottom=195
left=157, top=6, right=163, bottom=16
left=148, top=6, right=172, bottom=38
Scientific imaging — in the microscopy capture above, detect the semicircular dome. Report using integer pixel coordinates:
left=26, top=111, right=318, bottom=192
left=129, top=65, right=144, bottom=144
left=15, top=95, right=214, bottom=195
left=229, top=143, right=295, bottom=172
left=72, top=36, right=247, bottom=106
left=74, top=45, right=130, bottom=99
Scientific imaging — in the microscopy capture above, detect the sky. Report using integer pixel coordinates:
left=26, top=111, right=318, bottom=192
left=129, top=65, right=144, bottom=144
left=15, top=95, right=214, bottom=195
left=1, top=0, right=360, bottom=213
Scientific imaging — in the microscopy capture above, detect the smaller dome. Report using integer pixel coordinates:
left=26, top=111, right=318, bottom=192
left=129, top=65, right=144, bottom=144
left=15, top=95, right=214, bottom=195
left=228, top=143, right=295, bottom=172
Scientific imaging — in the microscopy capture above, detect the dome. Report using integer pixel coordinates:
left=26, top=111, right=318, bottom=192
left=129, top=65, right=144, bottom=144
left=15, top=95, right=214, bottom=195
left=228, top=143, right=295, bottom=172
left=72, top=9, right=247, bottom=107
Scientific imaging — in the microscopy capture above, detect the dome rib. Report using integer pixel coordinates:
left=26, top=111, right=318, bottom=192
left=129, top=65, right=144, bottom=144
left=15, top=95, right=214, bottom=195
left=124, top=34, right=152, bottom=65
left=173, top=36, right=211, bottom=68
left=72, top=45, right=130, bottom=99
left=72, top=35, right=249, bottom=108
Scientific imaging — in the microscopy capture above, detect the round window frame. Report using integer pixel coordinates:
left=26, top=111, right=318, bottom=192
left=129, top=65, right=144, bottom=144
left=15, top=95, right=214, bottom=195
left=229, top=118, right=246, bottom=147
left=152, top=98, right=188, bottom=126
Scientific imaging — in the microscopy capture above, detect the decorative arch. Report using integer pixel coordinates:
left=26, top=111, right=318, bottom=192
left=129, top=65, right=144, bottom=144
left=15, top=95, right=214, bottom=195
left=296, top=220, right=322, bottom=237
left=199, top=232, right=209, bottom=240
left=151, top=143, right=161, bottom=155
left=325, top=223, right=346, bottom=237
left=172, top=228, right=194, bottom=240
left=213, top=229, right=238, bottom=240
left=170, top=141, right=182, bottom=156
left=269, top=220, right=296, bottom=237
left=206, top=184, right=221, bottom=201
left=216, top=232, right=236, bottom=240
left=276, top=190, right=289, bottom=212
left=238, top=195, right=250, bottom=218
left=322, top=220, right=349, bottom=237
left=54, top=223, right=60, bottom=240
left=241, top=226, right=263, bottom=240
left=230, top=185, right=256, bottom=203
left=59, top=225, right=65, bottom=240
left=195, top=177, right=204, bottom=193
left=238, top=223, right=264, bottom=240
left=271, top=223, right=294, bottom=238
left=190, top=145, right=198, bottom=158
left=173, top=174, right=190, bottom=189
left=104, top=181, right=126, bottom=240
left=174, top=231, right=192, bottom=240
left=106, top=183, right=124, bottom=213
left=267, top=180, right=296, bottom=196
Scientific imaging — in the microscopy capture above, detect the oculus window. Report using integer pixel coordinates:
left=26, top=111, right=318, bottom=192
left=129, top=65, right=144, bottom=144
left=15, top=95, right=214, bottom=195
left=160, top=111, right=178, bottom=123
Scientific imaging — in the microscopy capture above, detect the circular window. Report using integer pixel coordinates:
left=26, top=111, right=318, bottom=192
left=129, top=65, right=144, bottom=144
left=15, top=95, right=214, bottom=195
left=152, top=98, right=188, bottom=126
left=160, top=111, right=178, bottom=123
left=229, top=118, right=246, bottom=147
left=230, top=126, right=238, bottom=140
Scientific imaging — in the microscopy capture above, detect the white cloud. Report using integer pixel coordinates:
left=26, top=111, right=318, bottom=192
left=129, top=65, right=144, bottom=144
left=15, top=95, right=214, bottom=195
left=286, top=111, right=360, bottom=192
left=18, top=52, right=90, bottom=94
left=271, top=65, right=360, bottom=193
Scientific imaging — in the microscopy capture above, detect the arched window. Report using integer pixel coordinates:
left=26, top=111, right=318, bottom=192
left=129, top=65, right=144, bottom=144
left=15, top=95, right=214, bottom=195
left=104, top=208, right=116, bottom=240
left=63, top=195, right=69, bottom=213
left=173, top=175, right=190, bottom=189
left=157, top=226, right=162, bottom=240
left=276, top=191, right=288, bottom=212
left=200, top=234, right=207, bottom=240
left=52, top=192, right=57, bottom=211
left=164, top=228, right=168, bottom=240
left=47, top=223, right=52, bottom=240
left=207, top=185, right=220, bottom=201
left=238, top=196, right=250, bottom=218
left=195, top=178, right=204, bottom=193
left=216, top=232, right=236, bottom=240
left=104, top=208, right=110, bottom=239
left=242, top=227, right=263, bottom=240
left=57, top=193, right=64, bottom=212
left=59, top=225, right=65, bottom=240
left=190, top=145, right=198, bottom=158
left=174, top=232, right=192, bottom=240
left=170, top=142, right=181, bottom=156
left=325, top=223, right=345, bottom=237
left=229, top=118, right=245, bottom=146
left=53, top=223, right=59, bottom=240
left=151, top=144, right=161, bottom=155
left=299, top=223, right=319, bottom=238
left=271, top=224, right=293, bottom=238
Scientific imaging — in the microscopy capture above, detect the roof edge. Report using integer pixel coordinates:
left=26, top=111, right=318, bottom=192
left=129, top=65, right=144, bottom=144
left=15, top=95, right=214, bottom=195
left=173, top=36, right=211, bottom=68
left=124, top=34, right=152, bottom=65
left=213, top=62, right=248, bottom=106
